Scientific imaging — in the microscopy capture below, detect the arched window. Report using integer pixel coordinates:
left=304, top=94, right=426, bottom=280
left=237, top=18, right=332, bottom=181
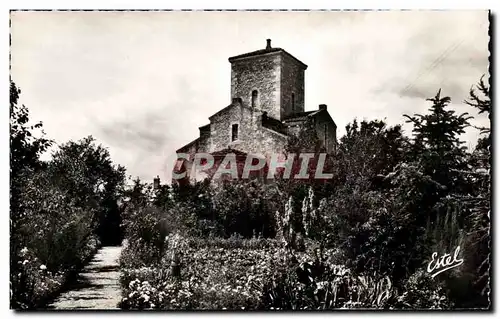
left=291, top=93, right=295, bottom=112
left=252, top=90, right=258, bottom=108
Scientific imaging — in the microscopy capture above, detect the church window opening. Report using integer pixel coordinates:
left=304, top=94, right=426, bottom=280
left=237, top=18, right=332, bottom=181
left=324, top=124, right=328, bottom=145
left=232, top=124, right=239, bottom=142
left=252, top=90, right=258, bottom=108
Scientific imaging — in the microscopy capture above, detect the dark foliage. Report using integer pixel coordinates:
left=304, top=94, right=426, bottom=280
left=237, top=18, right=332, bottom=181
left=10, top=81, right=126, bottom=309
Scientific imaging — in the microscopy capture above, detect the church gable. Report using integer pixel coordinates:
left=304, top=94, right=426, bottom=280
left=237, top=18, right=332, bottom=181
left=209, top=98, right=256, bottom=152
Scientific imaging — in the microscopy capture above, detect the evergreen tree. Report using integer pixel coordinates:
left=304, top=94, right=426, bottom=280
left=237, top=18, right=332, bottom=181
left=465, top=75, right=491, bottom=137
left=460, top=76, right=491, bottom=307
left=404, top=89, right=472, bottom=192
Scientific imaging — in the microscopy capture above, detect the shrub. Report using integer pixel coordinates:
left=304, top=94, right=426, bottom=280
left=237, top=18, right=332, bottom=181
left=10, top=168, right=100, bottom=309
left=261, top=248, right=396, bottom=310
left=394, top=270, right=453, bottom=309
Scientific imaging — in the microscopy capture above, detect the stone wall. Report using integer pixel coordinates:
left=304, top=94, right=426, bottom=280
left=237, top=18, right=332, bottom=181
left=256, top=126, right=288, bottom=156
left=230, top=53, right=281, bottom=119
left=314, top=112, right=337, bottom=153
left=280, top=53, right=305, bottom=120
left=209, top=102, right=287, bottom=157
left=210, top=102, right=257, bottom=152
left=284, top=118, right=305, bottom=137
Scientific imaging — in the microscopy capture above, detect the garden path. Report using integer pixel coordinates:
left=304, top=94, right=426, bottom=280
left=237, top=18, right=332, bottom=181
left=47, top=246, right=122, bottom=310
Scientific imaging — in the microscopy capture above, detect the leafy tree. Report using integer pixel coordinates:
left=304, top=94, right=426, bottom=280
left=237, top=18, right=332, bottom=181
left=10, top=81, right=53, bottom=230
left=10, top=82, right=125, bottom=308
left=336, top=119, right=408, bottom=188
left=10, top=81, right=52, bottom=175
left=310, top=119, right=418, bottom=285
left=10, top=81, right=54, bottom=308
left=210, top=180, right=277, bottom=238
left=48, top=136, right=126, bottom=245
left=279, top=118, right=332, bottom=225
left=282, top=118, right=325, bottom=190
left=153, top=183, right=173, bottom=210
left=122, top=177, right=152, bottom=207
left=285, top=117, right=324, bottom=155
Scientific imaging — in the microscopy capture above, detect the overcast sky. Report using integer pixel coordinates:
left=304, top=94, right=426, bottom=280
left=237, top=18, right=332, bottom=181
left=10, top=10, right=490, bottom=182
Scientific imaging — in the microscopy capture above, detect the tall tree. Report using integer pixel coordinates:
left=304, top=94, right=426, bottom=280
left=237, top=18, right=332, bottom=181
left=10, top=81, right=53, bottom=220
left=49, top=136, right=126, bottom=245
left=404, top=90, right=472, bottom=192
left=338, top=119, right=408, bottom=185
left=459, top=76, right=491, bottom=307
left=10, top=81, right=53, bottom=300
left=465, top=75, right=491, bottom=137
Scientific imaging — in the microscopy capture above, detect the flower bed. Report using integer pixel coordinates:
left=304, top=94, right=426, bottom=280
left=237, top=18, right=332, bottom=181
left=119, top=234, right=343, bottom=310
left=11, top=236, right=99, bottom=309
left=119, top=234, right=452, bottom=310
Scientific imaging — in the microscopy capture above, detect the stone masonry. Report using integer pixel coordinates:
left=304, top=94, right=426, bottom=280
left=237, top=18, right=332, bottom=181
left=175, top=39, right=337, bottom=181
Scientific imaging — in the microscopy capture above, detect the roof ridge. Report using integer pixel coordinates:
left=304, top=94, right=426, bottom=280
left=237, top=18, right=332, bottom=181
left=228, top=47, right=308, bottom=69
left=282, top=110, right=318, bottom=121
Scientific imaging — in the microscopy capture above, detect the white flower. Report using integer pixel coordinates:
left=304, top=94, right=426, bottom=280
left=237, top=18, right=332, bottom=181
left=20, top=247, right=28, bottom=255
left=22, top=260, right=29, bottom=265
left=40, top=264, right=47, bottom=270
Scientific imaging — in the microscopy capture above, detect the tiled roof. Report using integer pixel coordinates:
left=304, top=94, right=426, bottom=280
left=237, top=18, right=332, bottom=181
left=228, top=48, right=308, bottom=69
left=262, top=114, right=288, bottom=135
left=228, top=47, right=283, bottom=61
left=176, top=138, right=199, bottom=153
left=282, top=110, right=319, bottom=122
left=210, top=148, right=249, bottom=158
left=199, top=123, right=210, bottom=130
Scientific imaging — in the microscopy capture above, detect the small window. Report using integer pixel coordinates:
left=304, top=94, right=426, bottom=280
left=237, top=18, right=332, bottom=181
left=252, top=90, right=258, bottom=108
left=231, top=124, right=239, bottom=142
left=292, top=93, right=295, bottom=112
left=324, top=124, right=328, bottom=146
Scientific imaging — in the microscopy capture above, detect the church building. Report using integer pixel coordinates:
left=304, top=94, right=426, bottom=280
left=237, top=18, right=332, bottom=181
left=175, top=39, right=337, bottom=181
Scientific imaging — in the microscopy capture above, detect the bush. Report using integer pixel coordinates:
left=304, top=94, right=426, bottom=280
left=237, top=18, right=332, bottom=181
left=261, top=249, right=396, bottom=310
left=210, top=180, right=278, bottom=238
left=10, top=169, right=100, bottom=309
left=394, top=270, right=453, bottom=309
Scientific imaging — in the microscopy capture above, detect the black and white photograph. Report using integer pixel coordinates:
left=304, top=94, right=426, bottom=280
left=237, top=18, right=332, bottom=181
left=9, top=9, right=491, bottom=311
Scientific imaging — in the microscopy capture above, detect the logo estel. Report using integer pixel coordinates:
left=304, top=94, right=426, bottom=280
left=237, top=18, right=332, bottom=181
left=427, top=246, right=464, bottom=278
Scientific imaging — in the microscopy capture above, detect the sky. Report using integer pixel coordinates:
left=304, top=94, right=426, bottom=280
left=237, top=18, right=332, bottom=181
left=10, top=10, right=490, bottom=183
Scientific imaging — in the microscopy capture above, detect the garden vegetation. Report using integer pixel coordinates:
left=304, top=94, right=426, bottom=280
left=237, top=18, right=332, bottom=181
left=10, top=77, right=491, bottom=310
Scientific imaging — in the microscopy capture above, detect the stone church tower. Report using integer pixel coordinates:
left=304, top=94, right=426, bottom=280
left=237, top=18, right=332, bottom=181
left=229, top=39, right=307, bottom=121
left=175, top=40, right=337, bottom=182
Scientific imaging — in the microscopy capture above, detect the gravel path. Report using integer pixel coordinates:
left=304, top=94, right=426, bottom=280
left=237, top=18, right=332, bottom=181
left=47, top=246, right=122, bottom=310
